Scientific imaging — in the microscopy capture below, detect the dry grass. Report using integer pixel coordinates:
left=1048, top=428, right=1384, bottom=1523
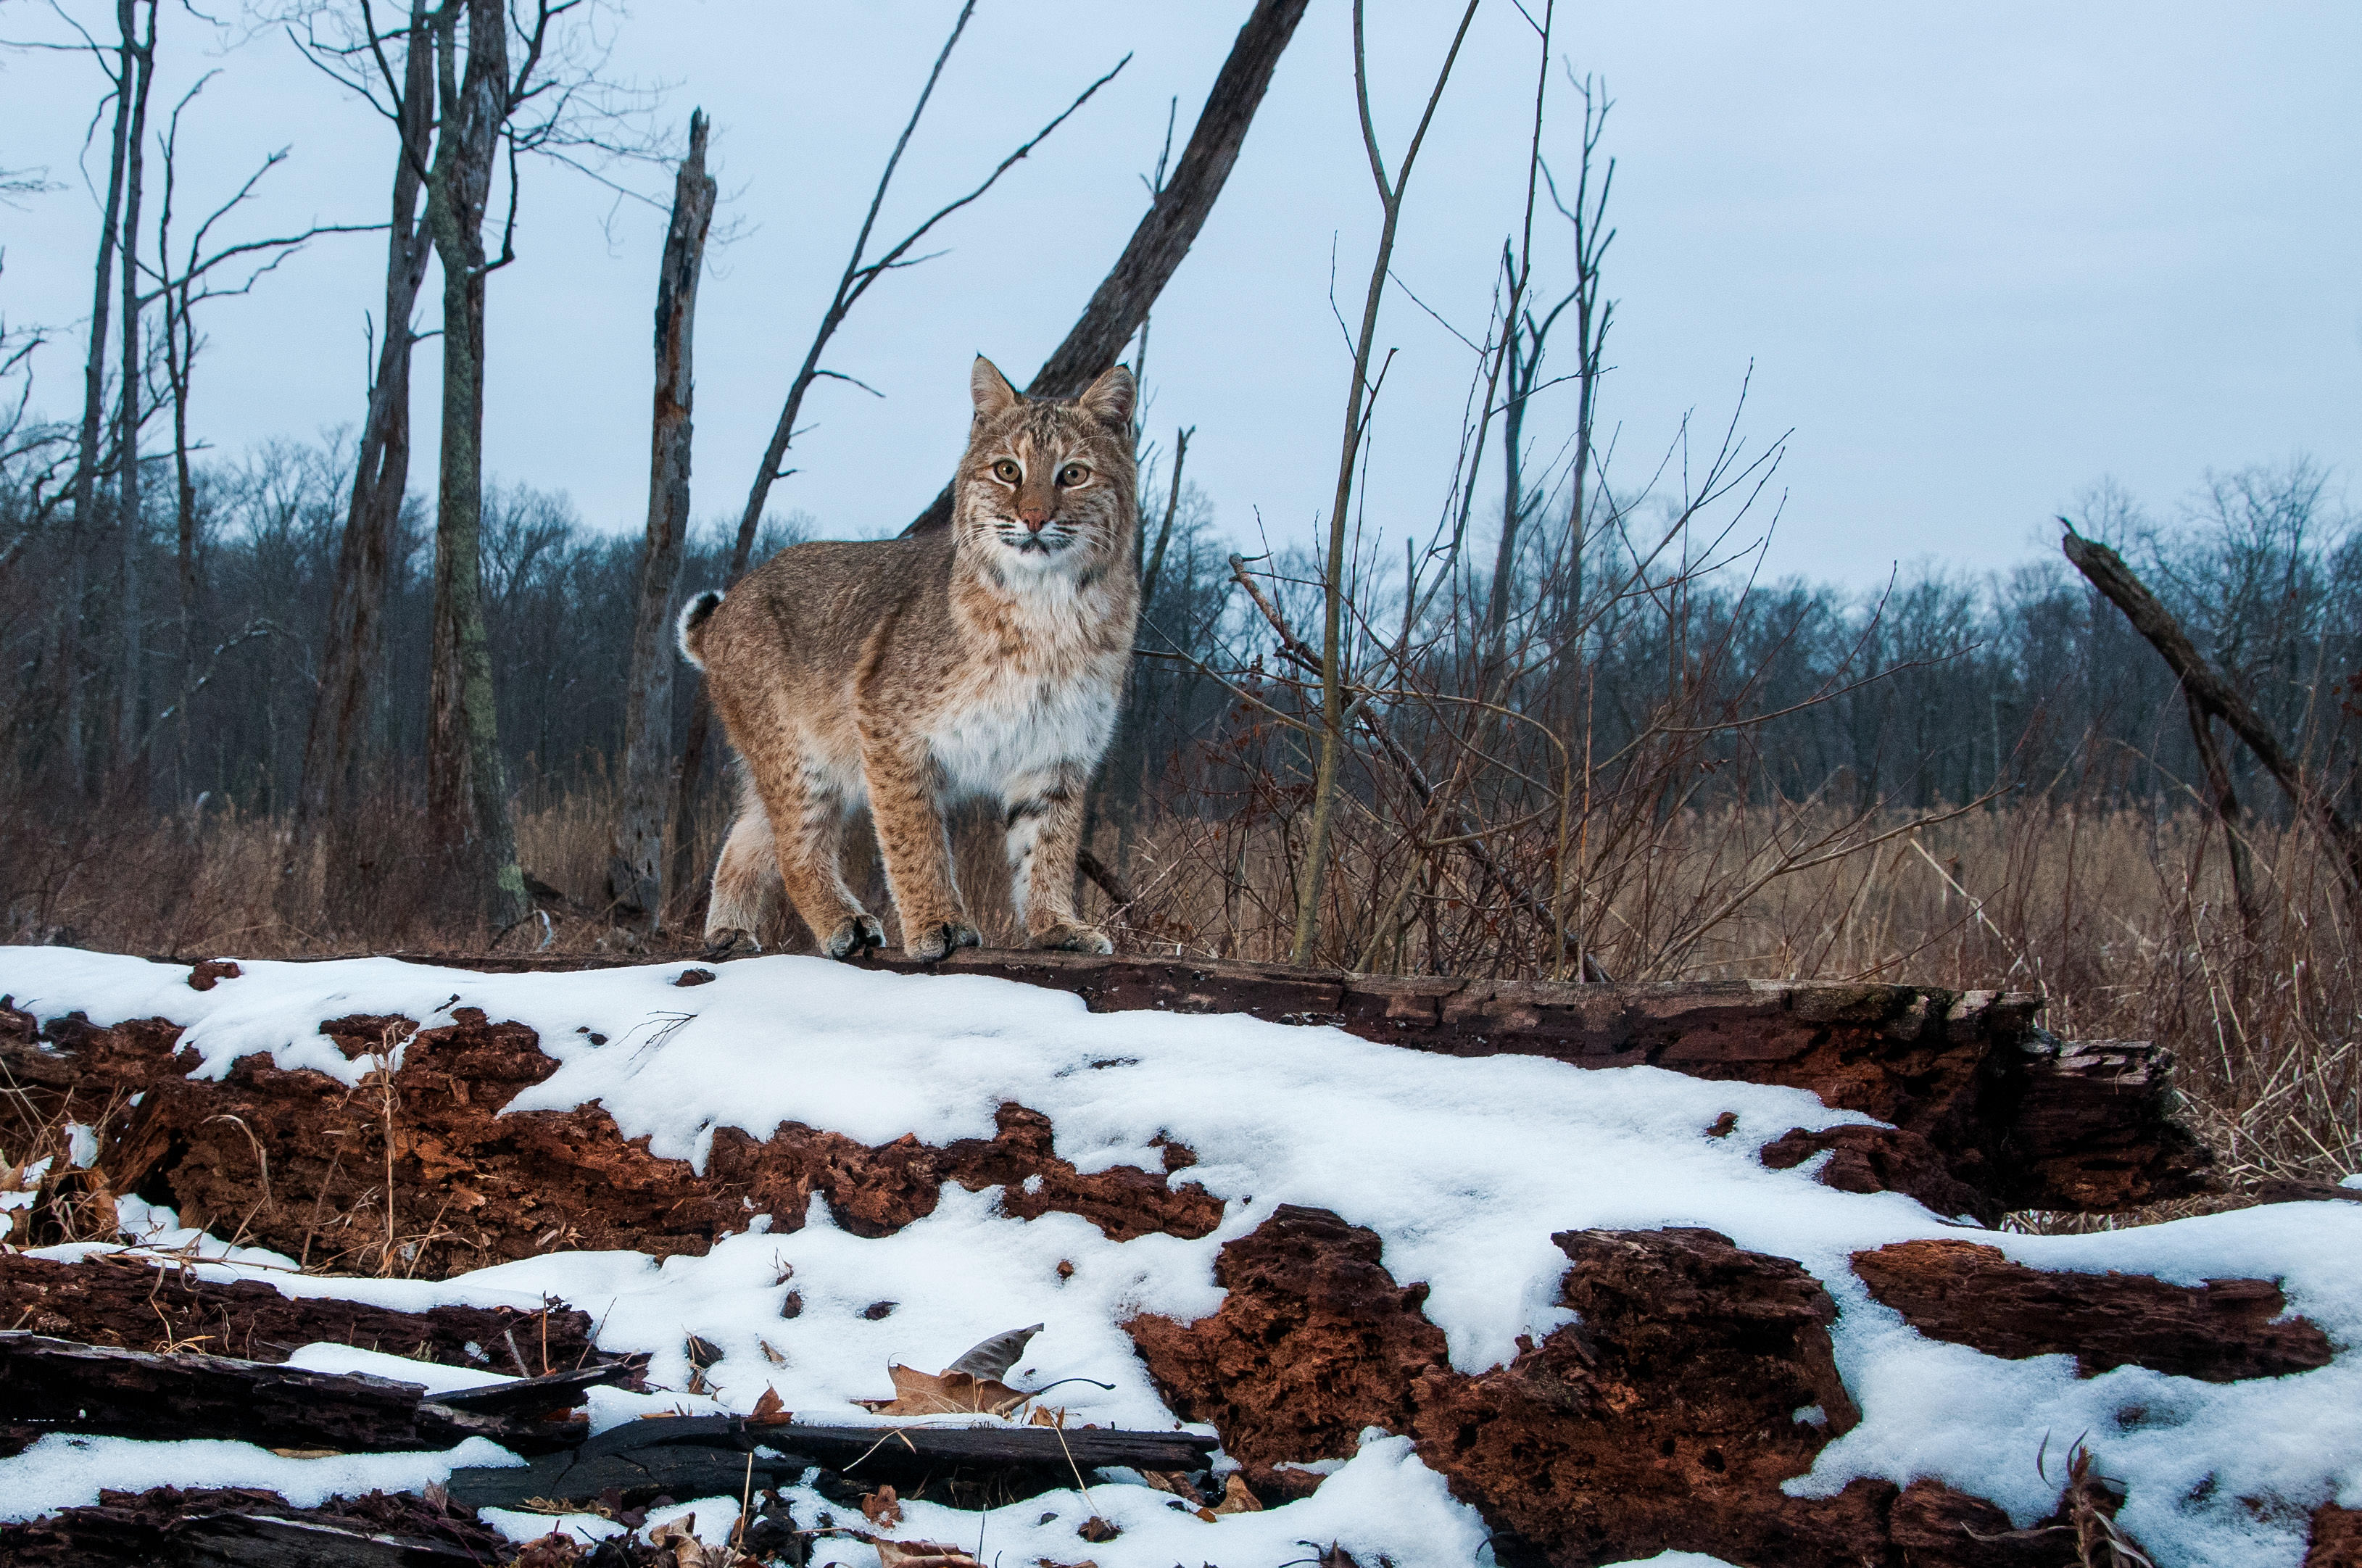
left=4, top=780, right=2353, bottom=1203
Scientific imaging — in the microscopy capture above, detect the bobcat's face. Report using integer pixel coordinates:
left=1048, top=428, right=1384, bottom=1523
left=956, top=358, right=1137, bottom=578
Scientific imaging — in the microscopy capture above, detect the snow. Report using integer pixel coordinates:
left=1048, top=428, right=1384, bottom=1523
left=2, top=947, right=2358, bottom=1567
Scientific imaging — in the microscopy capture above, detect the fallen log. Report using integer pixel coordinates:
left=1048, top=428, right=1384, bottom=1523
left=1127, top=1205, right=2163, bottom=1567
left=1850, top=1239, right=2334, bottom=1382
left=0, top=1252, right=611, bottom=1374
left=0, top=1332, right=618, bottom=1456
left=0, top=1486, right=508, bottom=1568
left=201, top=946, right=2208, bottom=1216
left=444, top=1413, right=1218, bottom=1511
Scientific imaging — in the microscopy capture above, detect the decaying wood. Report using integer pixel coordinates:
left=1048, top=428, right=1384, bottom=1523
left=446, top=1412, right=1219, bottom=1511
left=2063, top=528, right=2362, bottom=901
left=13, top=945, right=2210, bottom=1220
left=902, top=0, right=1310, bottom=535
left=0, top=1331, right=594, bottom=1455
left=1851, top=1239, right=2334, bottom=1382
left=0, top=1251, right=610, bottom=1371
left=1, top=1486, right=507, bottom=1568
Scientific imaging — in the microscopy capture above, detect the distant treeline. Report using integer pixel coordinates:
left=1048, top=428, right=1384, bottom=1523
left=3, top=436, right=2352, bottom=839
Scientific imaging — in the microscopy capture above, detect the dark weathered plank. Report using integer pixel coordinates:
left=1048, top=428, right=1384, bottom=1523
left=0, top=1332, right=584, bottom=1455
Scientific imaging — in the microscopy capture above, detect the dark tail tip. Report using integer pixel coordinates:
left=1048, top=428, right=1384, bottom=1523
left=676, top=589, right=724, bottom=669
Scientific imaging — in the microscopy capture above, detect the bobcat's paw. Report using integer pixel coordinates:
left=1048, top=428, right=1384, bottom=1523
left=1029, top=921, right=1114, bottom=955
left=703, top=927, right=762, bottom=962
left=821, top=913, right=886, bottom=960
left=905, top=919, right=983, bottom=963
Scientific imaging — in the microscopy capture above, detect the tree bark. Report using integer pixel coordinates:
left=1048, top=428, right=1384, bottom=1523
left=63, top=2, right=139, bottom=789
left=901, top=0, right=1309, bottom=535
left=113, top=0, right=156, bottom=770
left=296, top=1, right=436, bottom=920
left=423, top=0, right=528, bottom=930
left=608, top=111, right=716, bottom=929
left=2063, top=529, right=2362, bottom=903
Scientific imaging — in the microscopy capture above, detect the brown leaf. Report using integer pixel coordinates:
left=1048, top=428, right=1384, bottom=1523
left=1076, top=1517, right=1121, bottom=1543
left=875, top=1542, right=980, bottom=1568
left=861, top=1485, right=904, bottom=1529
left=749, top=1385, right=788, bottom=1423
left=1140, top=1469, right=1206, bottom=1506
left=855, top=1363, right=1029, bottom=1417
left=1212, top=1473, right=1263, bottom=1515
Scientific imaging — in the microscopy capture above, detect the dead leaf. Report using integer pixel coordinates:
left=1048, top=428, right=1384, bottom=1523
left=268, top=1446, right=341, bottom=1459
left=855, top=1363, right=1028, bottom=1417
left=944, top=1322, right=1043, bottom=1381
left=1027, top=1405, right=1062, bottom=1427
left=749, top=1385, right=788, bottom=1423
left=1140, top=1469, right=1206, bottom=1506
left=1076, top=1516, right=1121, bottom=1543
left=875, top=1541, right=980, bottom=1568
left=1211, top=1473, right=1263, bottom=1515
left=685, top=1334, right=724, bottom=1370
left=861, top=1485, right=904, bottom=1529
left=647, top=1515, right=727, bottom=1568
left=758, top=1339, right=786, bottom=1365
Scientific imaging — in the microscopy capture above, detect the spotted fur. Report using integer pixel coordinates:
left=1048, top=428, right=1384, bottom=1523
left=681, top=357, right=1138, bottom=960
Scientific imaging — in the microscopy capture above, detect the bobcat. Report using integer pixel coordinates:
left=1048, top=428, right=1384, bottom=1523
left=677, top=357, right=1138, bottom=961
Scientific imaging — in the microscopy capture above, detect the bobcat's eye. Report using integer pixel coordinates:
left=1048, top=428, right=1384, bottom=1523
left=991, top=459, right=1021, bottom=484
left=1057, top=463, right=1090, bottom=487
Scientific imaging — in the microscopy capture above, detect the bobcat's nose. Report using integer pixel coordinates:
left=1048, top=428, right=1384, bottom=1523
left=1018, top=505, right=1051, bottom=532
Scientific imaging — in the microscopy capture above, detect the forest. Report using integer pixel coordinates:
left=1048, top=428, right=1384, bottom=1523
left=3, top=0, right=2357, bottom=1200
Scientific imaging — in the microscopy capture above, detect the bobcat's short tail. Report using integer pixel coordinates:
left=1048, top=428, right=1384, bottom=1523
left=676, top=589, right=724, bottom=670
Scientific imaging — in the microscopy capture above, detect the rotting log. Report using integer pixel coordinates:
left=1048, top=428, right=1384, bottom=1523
left=6, top=950, right=2209, bottom=1232
left=0, top=1252, right=611, bottom=1372
left=445, top=1414, right=1219, bottom=1511
left=0, top=1486, right=509, bottom=1568
left=0, top=1332, right=601, bottom=1456
left=1124, top=1205, right=2175, bottom=1568
left=1851, top=1239, right=2334, bottom=1382
left=220, top=946, right=2208, bottom=1217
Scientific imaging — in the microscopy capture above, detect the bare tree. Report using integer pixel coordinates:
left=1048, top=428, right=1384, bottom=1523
left=144, top=72, right=379, bottom=779
left=415, top=0, right=655, bottom=931
left=112, top=0, right=157, bottom=766
left=607, top=108, right=714, bottom=930
left=288, top=0, right=437, bottom=916
left=1290, top=0, right=1481, bottom=966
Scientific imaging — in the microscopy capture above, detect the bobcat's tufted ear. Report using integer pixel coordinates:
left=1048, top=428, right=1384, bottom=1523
left=1077, top=363, right=1135, bottom=429
left=970, top=356, right=1022, bottom=420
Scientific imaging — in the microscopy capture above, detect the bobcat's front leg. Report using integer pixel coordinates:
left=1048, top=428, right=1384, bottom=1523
left=861, top=732, right=979, bottom=962
left=1006, top=766, right=1111, bottom=954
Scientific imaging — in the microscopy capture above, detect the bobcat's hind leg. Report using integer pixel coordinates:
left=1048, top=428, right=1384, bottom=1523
left=742, top=755, right=882, bottom=960
left=705, top=800, right=784, bottom=956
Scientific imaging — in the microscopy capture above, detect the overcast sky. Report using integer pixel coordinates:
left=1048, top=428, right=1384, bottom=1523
left=5, top=1, right=2357, bottom=588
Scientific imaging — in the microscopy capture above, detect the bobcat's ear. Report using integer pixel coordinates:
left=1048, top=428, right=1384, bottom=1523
left=1078, top=363, right=1135, bottom=429
left=971, top=356, right=1022, bottom=420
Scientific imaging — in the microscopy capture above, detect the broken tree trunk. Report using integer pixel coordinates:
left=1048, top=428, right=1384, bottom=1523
left=0, top=1331, right=610, bottom=1455
left=900, top=0, right=1309, bottom=536
left=1, top=1488, right=510, bottom=1568
left=2063, top=527, right=2362, bottom=903
left=608, top=110, right=718, bottom=929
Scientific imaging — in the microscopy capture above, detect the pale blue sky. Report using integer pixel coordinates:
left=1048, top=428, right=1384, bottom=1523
left=4, top=1, right=2357, bottom=585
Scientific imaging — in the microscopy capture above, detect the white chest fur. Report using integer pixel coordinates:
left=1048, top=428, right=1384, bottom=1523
left=927, top=565, right=1129, bottom=800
